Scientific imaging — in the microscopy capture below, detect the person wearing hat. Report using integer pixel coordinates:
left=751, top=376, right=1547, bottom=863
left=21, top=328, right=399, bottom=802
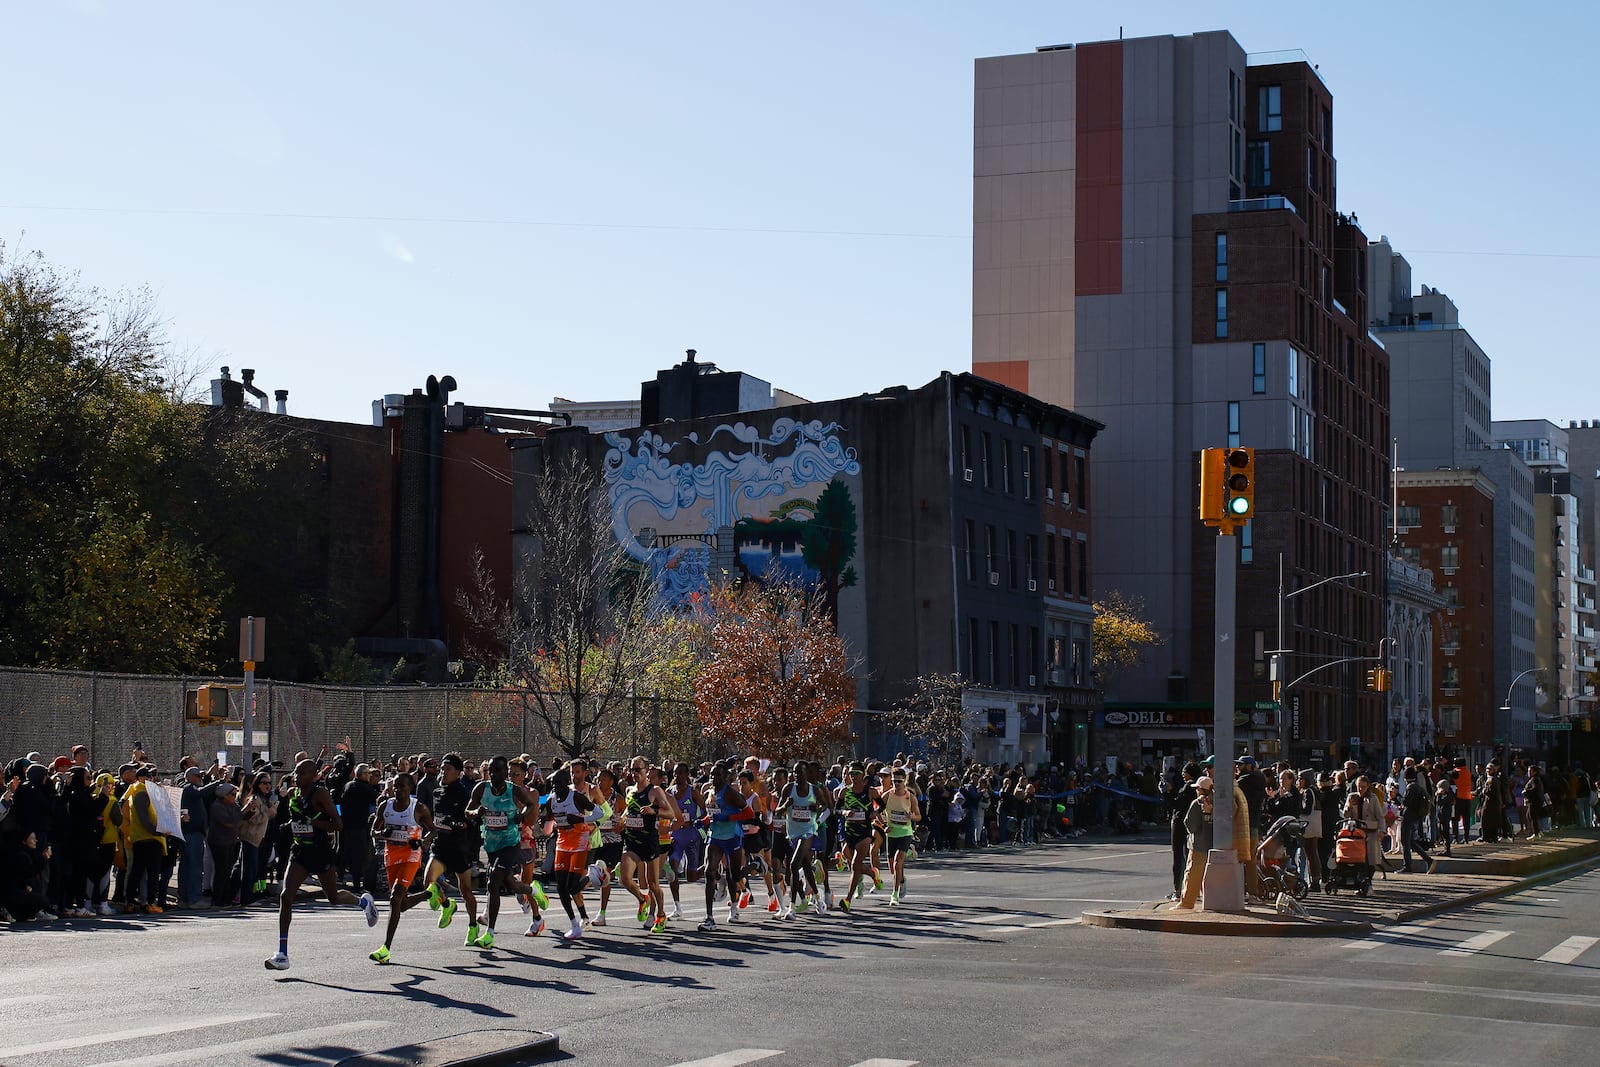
left=1175, top=776, right=1214, bottom=908
left=176, top=766, right=213, bottom=909
left=207, top=782, right=245, bottom=908
left=88, top=772, right=123, bottom=915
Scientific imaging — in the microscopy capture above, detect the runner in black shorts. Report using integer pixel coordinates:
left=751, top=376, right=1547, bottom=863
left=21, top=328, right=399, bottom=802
left=620, top=758, right=671, bottom=932
left=265, top=760, right=376, bottom=970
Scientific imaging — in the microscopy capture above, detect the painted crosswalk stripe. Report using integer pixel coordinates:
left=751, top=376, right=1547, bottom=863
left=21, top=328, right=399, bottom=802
left=963, top=912, right=1029, bottom=925
left=84, top=1020, right=388, bottom=1067
left=1346, top=924, right=1428, bottom=949
left=846, top=1059, right=919, bottom=1067
left=1538, top=936, right=1600, bottom=965
left=0, top=994, right=54, bottom=1009
left=665, top=1050, right=785, bottom=1067
left=0, top=1012, right=277, bottom=1059
left=1441, top=930, right=1512, bottom=957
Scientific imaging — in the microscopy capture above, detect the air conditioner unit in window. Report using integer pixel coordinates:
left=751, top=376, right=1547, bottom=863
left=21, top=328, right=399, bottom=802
left=1028, top=675, right=1037, bottom=686
left=1046, top=488, right=1054, bottom=500
left=1028, top=579, right=1038, bottom=591
left=1048, top=580, right=1056, bottom=591
left=963, top=469, right=974, bottom=482
left=989, top=573, right=1000, bottom=586
left=1048, top=668, right=1068, bottom=685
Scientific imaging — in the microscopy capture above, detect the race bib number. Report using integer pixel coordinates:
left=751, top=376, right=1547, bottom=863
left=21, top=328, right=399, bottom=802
left=890, top=811, right=911, bottom=824
left=484, top=813, right=510, bottom=831
left=790, top=810, right=812, bottom=821
left=846, top=810, right=867, bottom=822
left=623, top=815, right=645, bottom=829
left=291, top=821, right=313, bottom=836
left=386, top=828, right=413, bottom=844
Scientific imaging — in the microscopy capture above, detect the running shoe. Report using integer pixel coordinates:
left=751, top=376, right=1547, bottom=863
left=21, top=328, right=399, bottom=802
left=650, top=918, right=668, bottom=934
left=437, top=896, right=458, bottom=929
left=835, top=853, right=847, bottom=872
left=562, top=922, right=584, bottom=940
left=359, top=892, right=378, bottom=927
left=264, top=952, right=290, bottom=971
left=824, top=891, right=835, bottom=910
left=594, top=912, right=609, bottom=927
left=698, top=917, right=718, bottom=932
left=518, top=893, right=532, bottom=915
left=838, top=897, right=852, bottom=913
left=813, top=859, right=825, bottom=882
left=531, top=880, right=550, bottom=910
left=738, top=889, right=752, bottom=908
left=475, top=929, right=495, bottom=949
left=794, top=897, right=811, bottom=914
left=463, top=924, right=481, bottom=947
left=637, top=901, right=651, bottom=924
left=872, top=872, right=883, bottom=892
left=727, top=906, right=740, bottom=923
left=889, top=890, right=900, bottom=905
left=369, top=945, right=391, bottom=964
left=779, top=908, right=794, bottom=920
left=525, top=917, right=546, bottom=937
left=427, top=882, right=443, bottom=911
left=588, top=861, right=609, bottom=889
left=668, top=903, right=682, bottom=920
left=765, top=899, right=780, bottom=913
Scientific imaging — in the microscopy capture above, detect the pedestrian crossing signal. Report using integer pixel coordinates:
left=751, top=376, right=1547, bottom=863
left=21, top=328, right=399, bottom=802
left=184, top=685, right=228, bottom=722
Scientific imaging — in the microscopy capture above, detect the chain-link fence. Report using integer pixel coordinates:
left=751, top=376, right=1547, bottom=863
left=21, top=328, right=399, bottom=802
left=0, top=666, right=696, bottom=768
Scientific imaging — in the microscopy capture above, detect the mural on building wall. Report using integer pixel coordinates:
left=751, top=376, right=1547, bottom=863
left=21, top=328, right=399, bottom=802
left=602, top=418, right=862, bottom=610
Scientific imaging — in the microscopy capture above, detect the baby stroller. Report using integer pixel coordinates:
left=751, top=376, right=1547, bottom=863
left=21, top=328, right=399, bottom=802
left=1253, top=816, right=1310, bottom=915
left=1325, top=818, right=1374, bottom=897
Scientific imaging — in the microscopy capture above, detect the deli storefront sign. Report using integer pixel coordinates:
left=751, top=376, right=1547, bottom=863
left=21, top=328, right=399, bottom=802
left=1100, top=704, right=1276, bottom=729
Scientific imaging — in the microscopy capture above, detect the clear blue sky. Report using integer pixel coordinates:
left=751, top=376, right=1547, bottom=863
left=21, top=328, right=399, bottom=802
left=6, top=1, right=1596, bottom=426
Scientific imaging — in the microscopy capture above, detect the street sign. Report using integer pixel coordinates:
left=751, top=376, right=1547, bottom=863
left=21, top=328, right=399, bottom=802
left=239, top=617, right=266, bottom=663
left=1534, top=721, right=1573, bottom=731
left=225, top=730, right=270, bottom=746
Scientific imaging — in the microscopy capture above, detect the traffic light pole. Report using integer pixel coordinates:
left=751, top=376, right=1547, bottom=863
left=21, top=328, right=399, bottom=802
left=1201, top=531, right=1245, bottom=913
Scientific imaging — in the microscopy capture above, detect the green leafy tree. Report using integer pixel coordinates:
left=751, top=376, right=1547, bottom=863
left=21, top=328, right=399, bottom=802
left=1092, top=590, right=1164, bottom=687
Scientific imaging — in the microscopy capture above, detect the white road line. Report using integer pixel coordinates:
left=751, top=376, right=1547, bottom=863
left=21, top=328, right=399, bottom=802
left=963, top=912, right=1029, bottom=925
left=1441, top=930, right=1512, bottom=957
left=84, top=1020, right=388, bottom=1067
left=1026, top=916, right=1082, bottom=928
left=846, top=1060, right=919, bottom=1067
left=0, top=1013, right=277, bottom=1059
left=1538, top=936, right=1600, bottom=965
left=0, top=994, right=54, bottom=1009
left=1346, top=924, right=1428, bottom=949
left=665, top=1051, right=785, bottom=1067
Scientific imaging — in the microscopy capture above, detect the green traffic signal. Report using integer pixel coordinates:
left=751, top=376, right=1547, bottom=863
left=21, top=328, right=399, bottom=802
left=1227, top=494, right=1250, bottom=515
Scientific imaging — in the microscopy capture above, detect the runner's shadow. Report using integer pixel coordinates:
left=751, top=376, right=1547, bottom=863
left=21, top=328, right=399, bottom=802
left=408, top=961, right=594, bottom=996
left=275, top=975, right=517, bottom=1017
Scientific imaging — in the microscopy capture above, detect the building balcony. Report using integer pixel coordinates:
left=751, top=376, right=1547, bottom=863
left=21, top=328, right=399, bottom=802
left=1578, top=596, right=1597, bottom=615
left=1371, top=321, right=1463, bottom=334
left=1578, top=566, right=1596, bottom=587
left=1228, top=195, right=1297, bottom=216
left=1441, top=644, right=1460, bottom=657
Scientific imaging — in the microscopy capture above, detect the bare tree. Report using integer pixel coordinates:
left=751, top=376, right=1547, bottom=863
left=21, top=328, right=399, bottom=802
left=886, top=672, right=982, bottom=761
left=458, top=448, right=665, bottom=757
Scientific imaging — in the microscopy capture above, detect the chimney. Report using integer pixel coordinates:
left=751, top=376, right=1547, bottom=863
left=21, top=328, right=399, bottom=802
left=274, top=389, right=288, bottom=416
left=239, top=368, right=269, bottom=412
left=211, top=365, right=244, bottom=408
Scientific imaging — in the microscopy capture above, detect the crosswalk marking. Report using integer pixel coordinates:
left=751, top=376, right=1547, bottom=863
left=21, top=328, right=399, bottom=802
left=665, top=1050, right=785, bottom=1067
left=846, top=1060, right=919, bottom=1067
left=963, top=912, right=1029, bottom=925
left=0, top=994, right=54, bottom=1009
left=84, top=1020, right=388, bottom=1067
left=1441, top=930, right=1512, bottom=957
left=0, top=1012, right=277, bottom=1059
left=1346, top=924, right=1428, bottom=949
left=1538, top=936, right=1600, bottom=965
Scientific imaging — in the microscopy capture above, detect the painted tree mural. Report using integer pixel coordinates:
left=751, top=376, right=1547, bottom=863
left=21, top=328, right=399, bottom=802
left=800, top=477, right=858, bottom=621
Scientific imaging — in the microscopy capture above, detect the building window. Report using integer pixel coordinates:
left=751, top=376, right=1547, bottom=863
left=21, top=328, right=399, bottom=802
left=1442, top=666, right=1461, bottom=691
left=1441, top=504, right=1459, bottom=529
left=984, top=524, right=997, bottom=582
left=988, top=621, right=1000, bottom=685
left=1397, top=504, right=1420, bottom=529
left=1029, top=625, right=1040, bottom=685
left=1010, top=623, right=1021, bottom=687
left=1046, top=536, right=1056, bottom=590
left=1258, top=85, right=1282, bottom=132
left=960, top=425, right=972, bottom=481
left=1007, top=529, right=1018, bottom=589
left=981, top=431, right=993, bottom=488
left=1227, top=401, right=1241, bottom=448
left=1253, top=343, right=1266, bottom=394
left=1440, top=545, right=1459, bottom=572
left=1216, top=289, right=1228, bottom=338
left=1215, top=233, right=1228, bottom=282
left=1071, top=630, right=1088, bottom=687
left=1060, top=536, right=1072, bottom=597
left=967, top=618, right=979, bottom=678
left=1042, top=446, right=1054, bottom=499
left=1400, top=545, right=1421, bottom=565
left=1439, top=706, right=1462, bottom=735
left=1444, top=584, right=1460, bottom=610
left=1247, top=140, right=1271, bottom=188
left=1287, top=347, right=1299, bottom=398
left=964, top=519, right=976, bottom=582
left=1025, top=533, right=1038, bottom=587
left=1021, top=445, right=1034, bottom=500
left=1241, top=519, right=1254, bottom=564
left=1074, top=456, right=1087, bottom=511
left=1001, top=440, right=1013, bottom=494
left=1077, top=535, right=1088, bottom=597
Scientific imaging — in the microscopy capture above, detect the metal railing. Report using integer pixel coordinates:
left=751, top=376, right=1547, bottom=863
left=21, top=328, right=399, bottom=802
left=0, top=665, right=695, bottom=767
left=1228, top=195, right=1297, bottom=216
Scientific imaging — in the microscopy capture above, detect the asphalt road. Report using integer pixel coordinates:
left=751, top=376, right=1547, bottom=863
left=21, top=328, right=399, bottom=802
left=4, top=836, right=1598, bottom=1067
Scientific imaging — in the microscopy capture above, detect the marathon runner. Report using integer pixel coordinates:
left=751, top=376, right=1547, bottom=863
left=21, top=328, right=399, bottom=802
left=766, top=766, right=793, bottom=918
left=465, top=755, right=543, bottom=949
left=589, top=767, right=623, bottom=926
left=667, top=762, right=705, bottom=920
left=548, top=760, right=598, bottom=939
left=367, top=771, right=437, bottom=964
left=699, top=764, right=750, bottom=931
left=881, top=767, right=922, bottom=904
left=619, top=757, right=672, bottom=933
left=265, top=759, right=377, bottom=971
left=650, top=765, right=681, bottom=920
left=422, top=753, right=482, bottom=945
left=509, top=758, right=551, bottom=937
left=777, top=761, right=827, bottom=915
left=834, top=763, right=878, bottom=913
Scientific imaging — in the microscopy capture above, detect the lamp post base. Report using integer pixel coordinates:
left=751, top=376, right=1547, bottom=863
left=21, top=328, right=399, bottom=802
left=1200, top=850, right=1244, bottom=913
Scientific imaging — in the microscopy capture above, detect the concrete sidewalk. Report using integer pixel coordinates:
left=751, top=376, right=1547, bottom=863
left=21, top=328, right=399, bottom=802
left=1082, top=829, right=1600, bottom=936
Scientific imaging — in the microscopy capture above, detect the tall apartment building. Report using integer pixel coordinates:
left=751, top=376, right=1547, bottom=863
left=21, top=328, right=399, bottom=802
left=1493, top=420, right=1597, bottom=740
left=972, top=31, right=1388, bottom=766
left=1562, top=420, right=1600, bottom=717
left=1394, top=470, right=1496, bottom=760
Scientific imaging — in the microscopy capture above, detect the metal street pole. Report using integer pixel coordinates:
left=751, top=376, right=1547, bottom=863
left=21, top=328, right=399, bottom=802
left=1202, top=532, right=1244, bottom=912
left=242, top=617, right=256, bottom=769
left=1271, top=566, right=1367, bottom=764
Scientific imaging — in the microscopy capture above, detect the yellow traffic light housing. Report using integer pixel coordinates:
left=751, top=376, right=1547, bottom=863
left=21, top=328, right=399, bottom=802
left=1198, top=448, right=1226, bottom=524
left=1224, top=447, right=1255, bottom=521
left=184, top=684, right=229, bottom=722
left=1365, top=668, right=1380, bottom=691
left=1375, top=668, right=1391, bottom=693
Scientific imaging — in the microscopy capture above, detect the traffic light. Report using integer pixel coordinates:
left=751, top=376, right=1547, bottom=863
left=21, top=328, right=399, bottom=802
left=1365, top=668, right=1380, bottom=691
left=1224, top=447, right=1255, bottom=521
left=1198, top=448, right=1226, bottom=524
left=1375, top=669, right=1391, bottom=693
left=184, top=685, right=228, bottom=722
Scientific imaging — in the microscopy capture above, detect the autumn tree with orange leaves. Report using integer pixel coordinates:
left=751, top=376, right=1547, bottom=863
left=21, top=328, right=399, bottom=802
left=694, top=576, right=857, bottom=762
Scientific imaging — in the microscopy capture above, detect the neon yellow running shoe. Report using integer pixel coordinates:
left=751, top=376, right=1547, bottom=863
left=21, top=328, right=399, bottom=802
left=369, top=945, right=391, bottom=964
left=531, top=879, right=549, bottom=910
left=437, top=896, right=458, bottom=929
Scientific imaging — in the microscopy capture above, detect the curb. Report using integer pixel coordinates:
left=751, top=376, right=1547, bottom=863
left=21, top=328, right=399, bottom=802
left=1082, top=848, right=1600, bottom=937
left=332, top=1028, right=560, bottom=1067
left=1080, top=908, right=1371, bottom=938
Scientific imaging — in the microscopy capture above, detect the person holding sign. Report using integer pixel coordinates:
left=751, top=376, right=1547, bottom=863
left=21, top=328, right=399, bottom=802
left=264, top=760, right=378, bottom=971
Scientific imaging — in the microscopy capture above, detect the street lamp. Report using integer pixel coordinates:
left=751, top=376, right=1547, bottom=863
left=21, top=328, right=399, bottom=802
left=1499, top=666, right=1561, bottom=763
left=1272, top=557, right=1369, bottom=757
